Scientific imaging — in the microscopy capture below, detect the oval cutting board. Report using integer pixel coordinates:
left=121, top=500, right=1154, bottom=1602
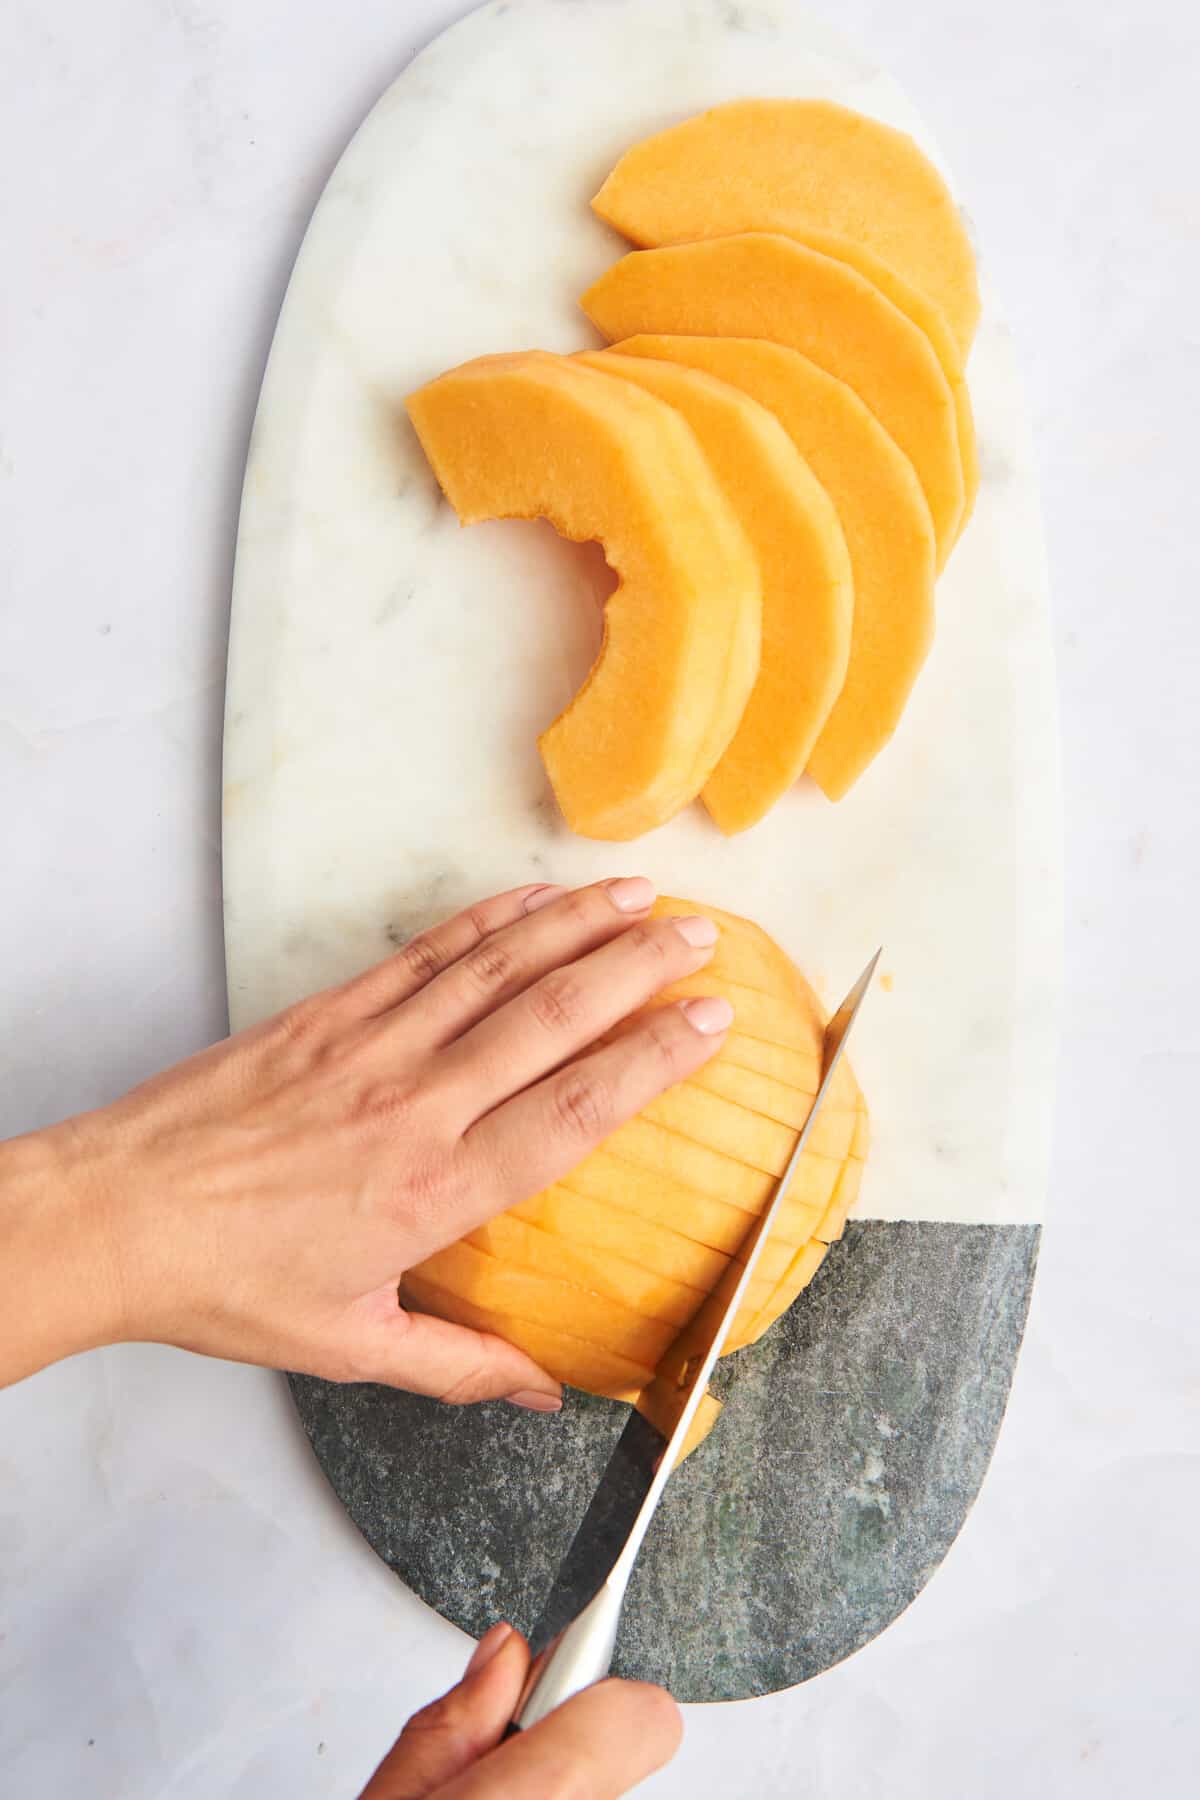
left=223, top=0, right=1059, bottom=1701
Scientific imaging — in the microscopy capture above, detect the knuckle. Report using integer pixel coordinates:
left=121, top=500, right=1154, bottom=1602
left=398, top=931, right=446, bottom=985
left=529, top=971, right=585, bottom=1035
left=397, top=1150, right=464, bottom=1235
left=561, top=888, right=597, bottom=931
left=643, top=1009, right=686, bottom=1079
left=353, top=1077, right=419, bottom=1135
left=460, top=937, right=517, bottom=994
left=272, top=996, right=325, bottom=1052
left=437, top=1346, right=496, bottom=1406
left=626, top=919, right=670, bottom=963
left=553, top=1067, right=609, bottom=1140
left=465, top=901, right=496, bottom=941
left=404, top=1687, right=470, bottom=1741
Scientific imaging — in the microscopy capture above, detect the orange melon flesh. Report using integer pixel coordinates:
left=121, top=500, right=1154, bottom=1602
left=581, top=233, right=964, bottom=564
left=611, top=337, right=937, bottom=800
left=770, top=226, right=979, bottom=539
left=402, top=1272, right=654, bottom=1401
left=590, top=97, right=981, bottom=358
left=405, top=899, right=868, bottom=1456
left=575, top=350, right=854, bottom=833
left=406, top=350, right=761, bottom=839
left=562, top=1147, right=835, bottom=1257
left=512, top=1182, right=797, bottom=1291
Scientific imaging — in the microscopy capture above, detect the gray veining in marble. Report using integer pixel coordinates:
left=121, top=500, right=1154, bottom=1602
left=291, top=1220, right=1039, bottom=1701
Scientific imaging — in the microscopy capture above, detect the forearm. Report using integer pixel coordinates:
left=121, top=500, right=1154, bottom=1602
left=0, top=1119, right=129, bottom=1385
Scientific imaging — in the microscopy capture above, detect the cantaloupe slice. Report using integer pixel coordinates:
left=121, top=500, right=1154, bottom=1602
left=591, top=98, right=981, bottom=358
left=406, top=350, right=761, bottom=839
left=575, top=349, right=853, bottom=832
left=611, top=337, right=937, bottom=799
left=581, top=234, right=964, bottom=564
left=405, top=898, right=869, bottom=1456
left=756, top=227, right=980, bottom=541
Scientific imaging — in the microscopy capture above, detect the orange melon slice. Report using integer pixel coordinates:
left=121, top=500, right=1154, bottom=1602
left=575, top=349, right=853, bottom=832
left=406, top=350, right=761, bottom=839
left=591, top=98, right=981, bottom=357
left=405, top=898, right=869, bottom=1456
left=759, top=226, right=979, bottom=540
left=581, top=233, right=964, bottom=563
left=611, top=337, right=936, bottom=799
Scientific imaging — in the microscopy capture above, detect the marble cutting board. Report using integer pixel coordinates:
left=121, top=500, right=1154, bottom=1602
left=222, top=0, right=1060, bottom=1701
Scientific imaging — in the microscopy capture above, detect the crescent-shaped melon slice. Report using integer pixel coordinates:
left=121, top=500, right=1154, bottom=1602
left=591, top=98, right=981, bottom=357
left=581, top=234, right=964, bottom=565
left=576, top=349, right=853, bottom=832
left=406, top=351, right=761, bottom=839
left=612, top=337, right=936, bottom=799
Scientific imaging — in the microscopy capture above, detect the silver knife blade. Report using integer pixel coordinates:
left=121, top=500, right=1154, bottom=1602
left=514, top=949, right=880, bottom=1721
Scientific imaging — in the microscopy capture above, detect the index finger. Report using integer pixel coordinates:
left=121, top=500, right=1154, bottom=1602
left=335, top=882, right=567, bottom=1022
left=438, top=1678, right=683, bottom=1799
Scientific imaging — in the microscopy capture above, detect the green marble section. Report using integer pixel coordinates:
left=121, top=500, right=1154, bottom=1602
left=290, top=1220, right=1039, bottom=1700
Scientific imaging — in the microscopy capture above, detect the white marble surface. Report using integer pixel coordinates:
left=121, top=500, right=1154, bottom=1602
left=223, top=0, right=1058, bottom=1229
left=1, top=2, right=1197, bottom=1796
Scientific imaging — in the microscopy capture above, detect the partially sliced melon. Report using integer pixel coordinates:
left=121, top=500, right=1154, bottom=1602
left=611, top=337, right=936, bottom=799
left=575, top=349, right=853, bottom=832
left=642, top=1080, right=856, bottom=1171
left=581, top=234, right=963, bottom=562
left=402, top=1272, right=654, bottom=1401
left=410, top=1239, right=680, bottom=1368
left=563, top=1148, right=833, bottom=1257
left=406, top=351, right=761, bottom=838
left=590, top=98, right=981, bottom=357
left=406, top=898, right=869, bottom=1457
left=511, top=1182, right=795, bottom=1291
left=729, top=1236, right=831, bottom=1352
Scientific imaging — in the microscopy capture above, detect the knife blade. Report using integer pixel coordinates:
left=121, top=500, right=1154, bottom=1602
left=510, top=949, right=881, bottom=1728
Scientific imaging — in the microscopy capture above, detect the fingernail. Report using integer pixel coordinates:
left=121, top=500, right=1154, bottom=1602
left=605, top=875, right=656, bottom=913
left=681, top=995, right=734, bottom=1035
left=671, top=914, right=718, bottom=948
left=523, top=883, right=566, bottom=914
left=466, top=1621, right=513, bottom=1676
left=505, top=1389, right=563, bottom=1412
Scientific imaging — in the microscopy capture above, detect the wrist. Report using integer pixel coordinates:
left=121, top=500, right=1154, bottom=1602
left=0, top=1114, right=134, bottom=1384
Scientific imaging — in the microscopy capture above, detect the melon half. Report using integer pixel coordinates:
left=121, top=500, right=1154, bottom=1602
left=405, top=898, right=869, bottom=1456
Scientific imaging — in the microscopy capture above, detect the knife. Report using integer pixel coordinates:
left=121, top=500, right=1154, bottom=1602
left=509, top=949, right=881, bottom=1730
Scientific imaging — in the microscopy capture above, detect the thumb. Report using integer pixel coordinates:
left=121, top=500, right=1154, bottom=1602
left=342, top=1292, right=564, bottom=1410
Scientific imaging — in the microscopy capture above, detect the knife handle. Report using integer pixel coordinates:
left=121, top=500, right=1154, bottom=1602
left=508, top=1575, right=626, bottom=1732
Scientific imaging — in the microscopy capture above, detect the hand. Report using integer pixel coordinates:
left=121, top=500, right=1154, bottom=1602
left=359, top=1622, right=681, bottom=1798
left=0, top=878, right=732, bottom=1395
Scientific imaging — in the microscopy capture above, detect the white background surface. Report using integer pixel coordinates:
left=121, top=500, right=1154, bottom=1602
left=1, top=2, right=1197, bottom=1795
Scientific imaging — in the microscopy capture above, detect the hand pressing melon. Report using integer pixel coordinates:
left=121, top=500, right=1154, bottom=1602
left=404, top=897, right=869, bottom=1458
left=406, top=351, right=762, bottom=840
